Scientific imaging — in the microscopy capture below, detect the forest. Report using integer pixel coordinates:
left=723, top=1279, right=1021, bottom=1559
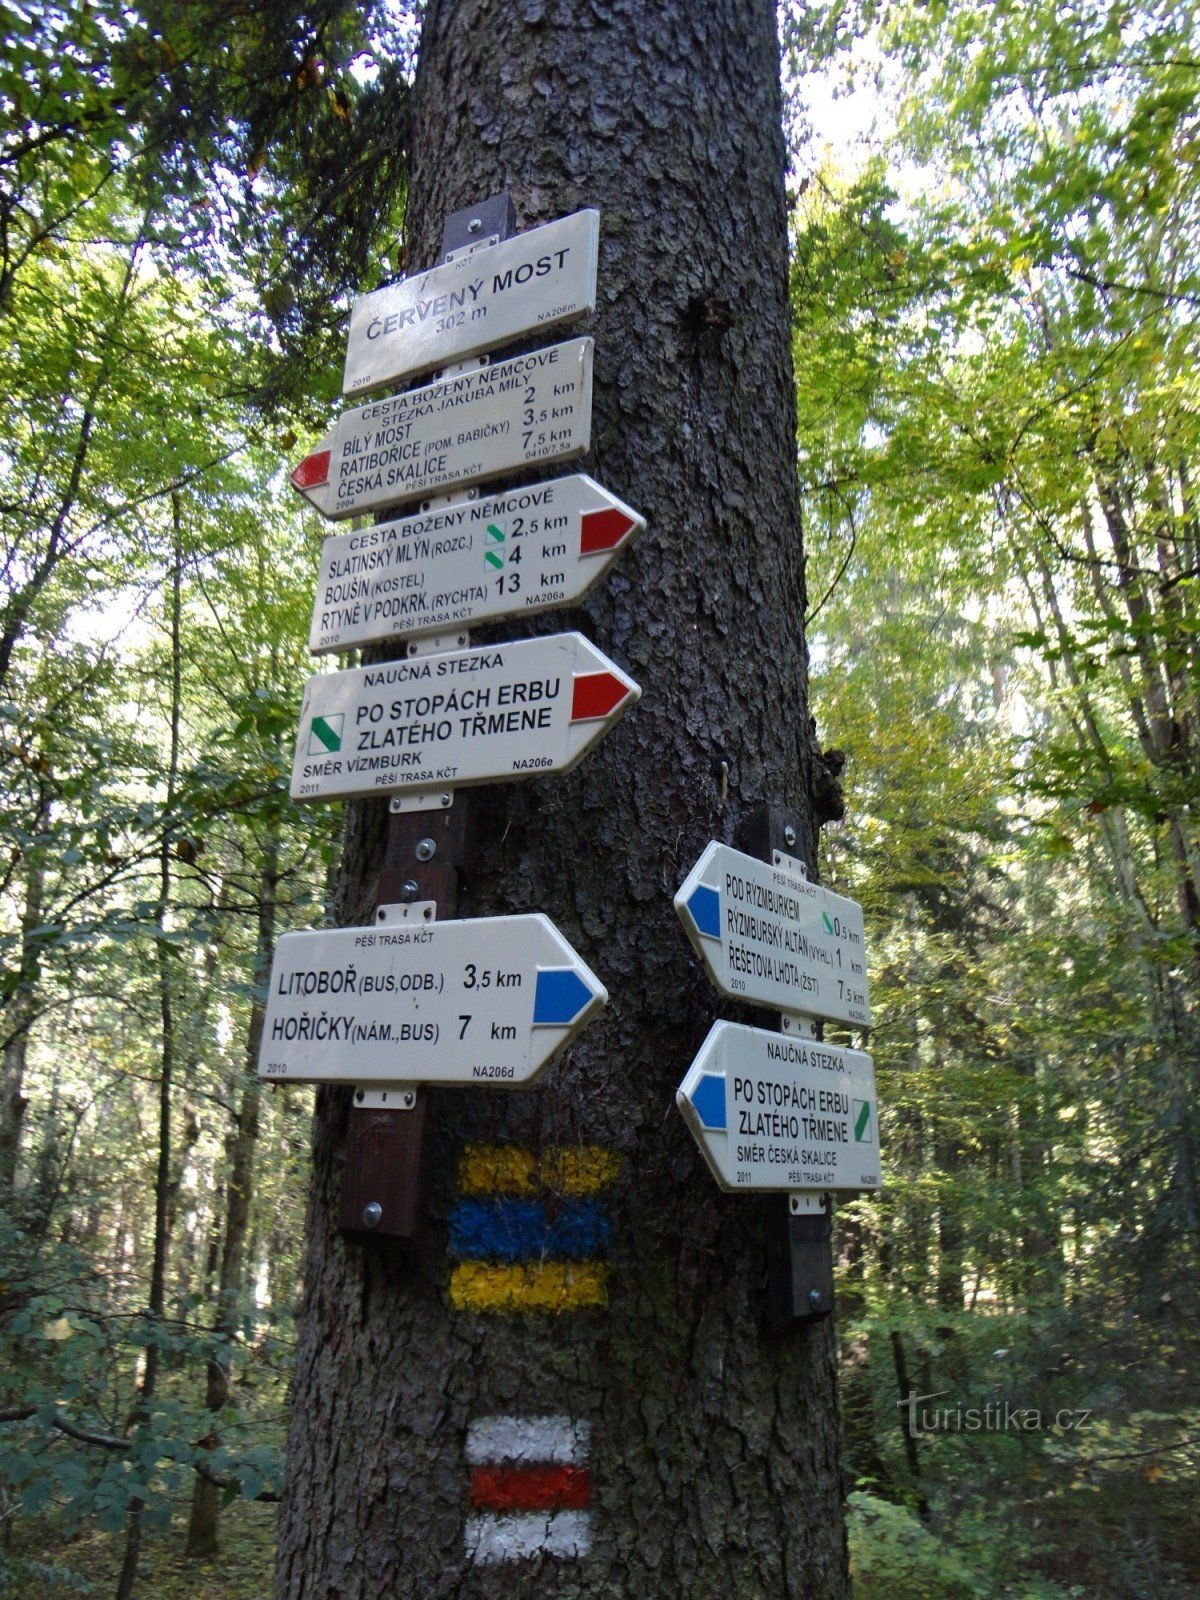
left=1, top=0, right=1197, bottom=1596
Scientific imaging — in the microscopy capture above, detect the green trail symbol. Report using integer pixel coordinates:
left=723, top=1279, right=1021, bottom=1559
left=484, top=523, right=505, bottom=571
left=853, top=1100, right=873, bottom=1143
left=308, top=713, right=344, bottom=755
left=822, top=912, right=835, bottom=934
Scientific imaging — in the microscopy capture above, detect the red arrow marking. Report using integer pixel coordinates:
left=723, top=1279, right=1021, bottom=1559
left=571, top=671, right=631, bottom=721
left=471, top=1465, right=591, bottom=1512
left=579, top=506, right=637, bottom=555
left=291, top=448, right=331, bottom=491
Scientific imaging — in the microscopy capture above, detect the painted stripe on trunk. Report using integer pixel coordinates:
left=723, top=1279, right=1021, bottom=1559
left=465, top=1415, right=590, bottom=1467
left=458, top=1144, right=619, bottom=1197
left=449, top=1260, right=609, bottom=1314
left=471, top=1464, right=591, bottom=1512
left=465, top=1510, right=593, bottom=1563
left=447, top=1198, right=610, bottom=1261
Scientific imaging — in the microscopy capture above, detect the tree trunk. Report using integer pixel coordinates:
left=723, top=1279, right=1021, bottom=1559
left=116, top=500, right=184, bottom=1600
left=186, top=833, right=277, bottom=1557
left=274, top=3, right=849, bottom=1596
left=0, top=794, right=50, bottom=1194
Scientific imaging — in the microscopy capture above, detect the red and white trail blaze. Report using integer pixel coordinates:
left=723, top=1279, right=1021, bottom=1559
left=464, top=1415, right=593, bottom=1563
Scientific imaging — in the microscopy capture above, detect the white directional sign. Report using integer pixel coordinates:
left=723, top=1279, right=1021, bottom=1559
left=259, top=911, right=607, bottom=1087
left=343, top=209, right=600, bottom=397
left=291, top=337, right=593, bottom=522
left=674, top=842, right=870, bottom=1027
left=308, top=474, right=643, bottom=654
left=292, top=631, right=639, bottom=803
left=676, top=1020, right=880, bottom=1193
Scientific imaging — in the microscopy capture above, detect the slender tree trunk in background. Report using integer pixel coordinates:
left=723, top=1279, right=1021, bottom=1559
left=0, top=794, right=49, bottom=1193
left=838, top=1213, right=892, bottom=1495
left=935, top=1133, right=967, bottom=1388
left=116, top=505, right=184, bottom=1600
left=935, top=1146, right=963, bottom=1319
left=932, top=1040, right=962, bottom=1317
left=1016, top=1060, right=1061, bottom=1303
left=275, top=4, right=849, bottom=1595
left=888, top=1330, right=927, bottom=1520
left=186, top=830, right=277, bottom=1557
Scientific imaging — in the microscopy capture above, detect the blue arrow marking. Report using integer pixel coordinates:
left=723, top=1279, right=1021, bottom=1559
left=533, top=968, right=594, bottom=1026
left=686, top=884, right=721, bottom=939
left=690, top=1073, right=726, bottom=1131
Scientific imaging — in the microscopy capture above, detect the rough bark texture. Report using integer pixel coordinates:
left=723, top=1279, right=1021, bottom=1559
left=274, top=2, right=849, bottom=1595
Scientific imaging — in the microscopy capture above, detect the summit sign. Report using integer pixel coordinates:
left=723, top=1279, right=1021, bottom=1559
left=343, top=209, right=599, bottom=397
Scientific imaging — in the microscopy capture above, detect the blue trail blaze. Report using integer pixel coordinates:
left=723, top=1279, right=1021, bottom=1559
left=686, top=884, right=721, bottom=938
left=533, top=967, right=593, bottom=1025
left=690, top=1073, right=727, bottom=1131
left=447, top=1198, right=611, bottom=1262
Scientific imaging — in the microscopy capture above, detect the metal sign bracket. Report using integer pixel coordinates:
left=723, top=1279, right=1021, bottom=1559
left=407, top=630, right=470, bottom=659
left=354, top=1085, right=419, bottom=1111
left=440, top=192, right=516, bottom=264
left=780, top=1012, right=817, bottom=1038
left=772, top=849, right=807, bottom=877
left=737, top=802, right=837, bottom=1330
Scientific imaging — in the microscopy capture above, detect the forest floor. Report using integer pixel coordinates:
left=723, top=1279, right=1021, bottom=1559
left=846, top=1297, right=1200, bottom=1600
left=6, top=1497, right=277, bottom=1599
left=11, top=1463, right=1199, bottom=1600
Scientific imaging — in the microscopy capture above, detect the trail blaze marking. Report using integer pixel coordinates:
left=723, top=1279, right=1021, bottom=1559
left=854, top=1099, right=874, bottom=1143
left=448, top=1144, right=618, bottom=1314
left=464, top=1415, right=593, bottom=1564
left=308, top=714, right=343, bottom=754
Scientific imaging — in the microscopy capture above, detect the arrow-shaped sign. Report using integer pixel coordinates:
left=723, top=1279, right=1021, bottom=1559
left=343, top=208, right=600, bottom=397
left=675, top=841, right=871, bottom=1027
left=259, top=911, right=607, bottom=1088
left=308, top=474, right=643, bottom=654
left=291, top=631, right=639, bottom=804
left=291, top=337, right=593, bottom=522
left=676, top=1020, right=880, bottom=1193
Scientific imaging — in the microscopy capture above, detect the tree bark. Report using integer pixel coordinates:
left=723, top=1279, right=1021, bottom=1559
left=274, top=3, right=849, bottom=1596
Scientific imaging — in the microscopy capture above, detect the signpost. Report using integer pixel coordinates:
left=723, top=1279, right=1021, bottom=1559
left=291, top=631, right=639, bottom=803
left=672, top=807, right=879, bottom=1325
left=291, top=336, right=594, bottom=522
left=343, top=209, right=599, bottom=397
left=268, top=195, right=641, bottom=1248
left=260, top=909, right=606, bottom=1087
left=674, top=840, right=871, bottom=1027
left=675, top=1020, right=879, bottom=1194
left=308, top=474, right=643, bottom=654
